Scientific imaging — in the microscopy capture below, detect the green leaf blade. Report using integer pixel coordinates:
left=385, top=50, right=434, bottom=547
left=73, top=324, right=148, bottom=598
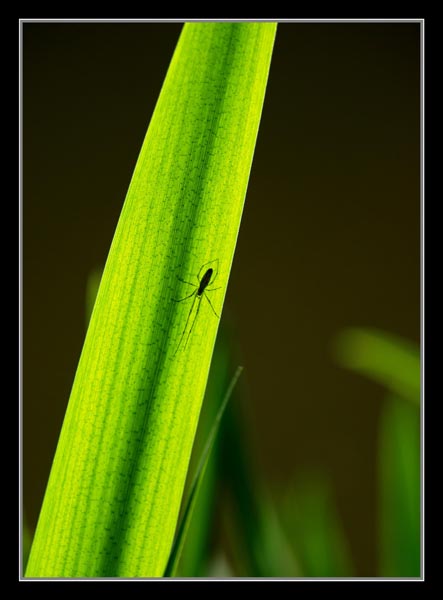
left=378, top=397, right=421, bottom=577
left=279, top=475, right=353, bottom=577
left=26, top=23, right=276, bottom=578
left=333, top=327, right=420, bottom=405
left=164, top=366, right=243, bottom=578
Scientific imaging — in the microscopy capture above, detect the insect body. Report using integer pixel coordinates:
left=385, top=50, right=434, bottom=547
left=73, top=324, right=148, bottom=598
left=197, top=267, right=213, bottom=295
left=174, top=260, right=221, bottom=355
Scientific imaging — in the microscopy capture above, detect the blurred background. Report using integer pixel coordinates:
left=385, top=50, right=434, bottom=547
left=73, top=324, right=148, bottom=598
left=22, top=22, right=421, bottom=577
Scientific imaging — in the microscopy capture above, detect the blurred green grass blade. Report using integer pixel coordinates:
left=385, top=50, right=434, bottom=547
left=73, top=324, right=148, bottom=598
left=333, top=328, right=420, bottom=404
left=279, top=475, right=353, bottom=577
left=221, top=402, right=299, bottom=577
left=176, top=328, right=232, bottom=577
left=174, top=443, right=217, bottom=577
left=206, top=553, right=235, bottom=577
left=26, top=23, right=276, bottom=578
left=164, top=366, right=243, bottom=577
left=378, top=396, right=420, bottom=577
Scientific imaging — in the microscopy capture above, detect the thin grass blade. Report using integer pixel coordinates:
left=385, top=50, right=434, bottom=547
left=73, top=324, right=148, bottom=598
left=164, top=366, right=243, bottom=577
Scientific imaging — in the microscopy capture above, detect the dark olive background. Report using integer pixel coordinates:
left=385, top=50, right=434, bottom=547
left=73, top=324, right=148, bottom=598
left=22, top=22, right=420, bottom=577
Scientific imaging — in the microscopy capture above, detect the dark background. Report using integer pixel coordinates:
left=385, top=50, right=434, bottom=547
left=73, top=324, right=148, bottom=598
left=22, top=22, right=420, bottom=577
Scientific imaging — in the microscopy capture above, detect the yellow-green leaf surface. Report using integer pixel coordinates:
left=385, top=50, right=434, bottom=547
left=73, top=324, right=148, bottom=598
left=26, top=22, right=276, bottom=578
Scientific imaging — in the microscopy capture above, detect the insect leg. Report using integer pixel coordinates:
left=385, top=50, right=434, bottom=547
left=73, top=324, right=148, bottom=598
left=174, top=293, right=198, bottom=356
left=178, top=276, right=197, bottom=288
left=183, top=294, right=204, bottom=350
left=209, top=259, right=220, bottom=284
left=203, top=292, right=220, bottom=319
left=174, top=289, right=197, bottom=303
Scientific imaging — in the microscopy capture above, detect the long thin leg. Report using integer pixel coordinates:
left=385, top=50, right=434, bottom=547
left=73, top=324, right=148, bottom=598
left=203, top=292, right=220, bottom=318
left=174, top=289, right=196, bottom=303
left=183, top=295, right=203, bottom=350
left=208, top=258, right=220, bottom=284
left=174, top=293, right=198, bottom=356
left=206, top=286, right=222, bottom=292
left=178, top=276, right=197, bottom=288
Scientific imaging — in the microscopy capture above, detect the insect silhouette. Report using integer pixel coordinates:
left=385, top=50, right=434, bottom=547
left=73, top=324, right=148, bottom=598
left=173, top=259, right=221, bottom=355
